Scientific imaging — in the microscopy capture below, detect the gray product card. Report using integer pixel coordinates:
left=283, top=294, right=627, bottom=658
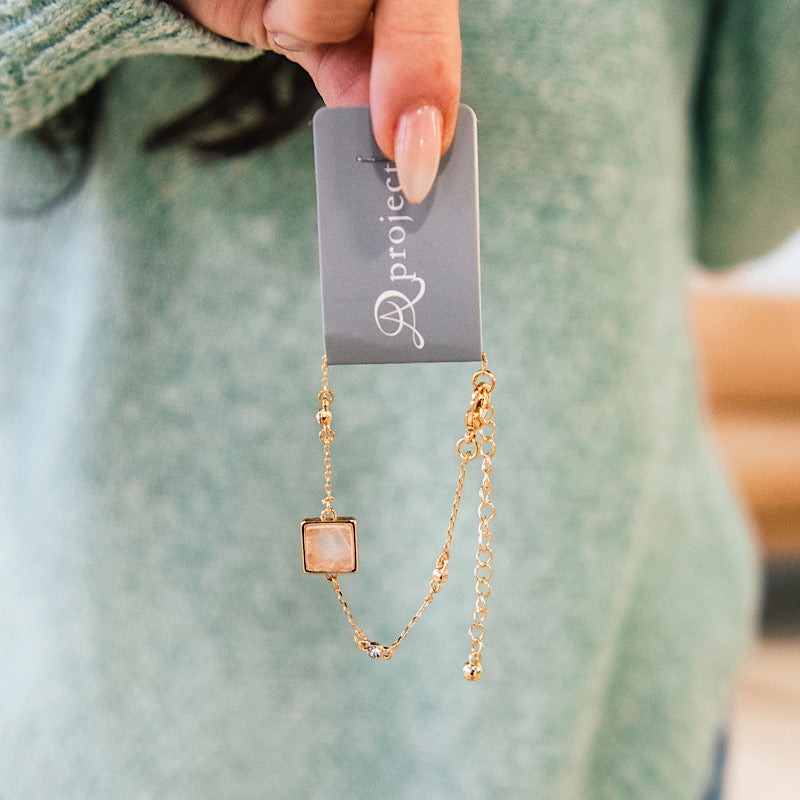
left=313, top=104, right=482, bottom=364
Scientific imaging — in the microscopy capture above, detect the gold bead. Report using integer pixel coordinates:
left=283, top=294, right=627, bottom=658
left=317, top=408, right=332, bottom=426
left=432, top=566, right=448, bottom=583
left=463, top=662, right=482, bottom=681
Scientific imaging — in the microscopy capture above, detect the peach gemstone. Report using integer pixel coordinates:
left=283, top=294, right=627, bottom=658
left=302, top=519, right=357, bottom=573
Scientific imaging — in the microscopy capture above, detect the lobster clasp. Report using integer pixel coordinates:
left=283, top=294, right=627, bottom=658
left=465, top=391, right=487, bottom=432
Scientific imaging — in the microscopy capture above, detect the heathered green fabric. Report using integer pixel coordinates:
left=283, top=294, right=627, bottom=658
left=0, top=0, right=258, bottom=137
left=1, top=1, right=797, bottom=798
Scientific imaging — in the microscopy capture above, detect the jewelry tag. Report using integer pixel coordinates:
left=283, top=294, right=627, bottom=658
left=313, top=105, right=482, bottom=364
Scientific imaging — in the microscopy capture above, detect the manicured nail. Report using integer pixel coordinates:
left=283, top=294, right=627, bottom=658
left=270, top=32, right=310, bottom=52
left=394, top=105, right=443, bottom=204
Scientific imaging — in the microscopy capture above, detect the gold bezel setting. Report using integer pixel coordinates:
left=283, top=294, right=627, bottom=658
left=301, top=517, right=358, bottom=574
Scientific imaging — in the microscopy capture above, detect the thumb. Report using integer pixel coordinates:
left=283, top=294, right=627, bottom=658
left=369, top=0, right=462, bottom=202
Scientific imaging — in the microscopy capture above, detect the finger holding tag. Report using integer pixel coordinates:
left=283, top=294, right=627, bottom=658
left=263, top=0, right=461, bottom=204
left=369, top=0, right=461, bottom=204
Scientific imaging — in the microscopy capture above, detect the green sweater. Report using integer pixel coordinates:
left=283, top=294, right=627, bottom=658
left=1, top=2, right=798, bottom=798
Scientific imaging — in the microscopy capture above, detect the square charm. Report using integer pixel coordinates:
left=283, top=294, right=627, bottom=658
left=301, top=517, right=358, bottom=574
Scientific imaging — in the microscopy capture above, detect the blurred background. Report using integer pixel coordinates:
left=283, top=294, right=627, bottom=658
left=690, top=230, right=800, bottom=799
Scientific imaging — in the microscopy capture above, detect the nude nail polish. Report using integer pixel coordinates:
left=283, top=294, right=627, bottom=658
left=270, top=32, right=309, bottom=52
left=394, top=106, right=443, bottom=204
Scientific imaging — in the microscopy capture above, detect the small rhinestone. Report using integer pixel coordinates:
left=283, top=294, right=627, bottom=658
left=367, top=644, right=383, bottom=659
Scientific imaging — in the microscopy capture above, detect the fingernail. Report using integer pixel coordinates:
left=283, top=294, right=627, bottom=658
left=270, top=32, right=310, bottom=52
left=394, top=105, right=443, bottom=204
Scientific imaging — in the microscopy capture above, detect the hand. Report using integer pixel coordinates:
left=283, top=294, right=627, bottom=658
left=175, top=0, right=461, bottom=203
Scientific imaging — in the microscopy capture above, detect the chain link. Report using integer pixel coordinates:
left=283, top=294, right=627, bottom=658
left=313, top=355, right=496, bottom=680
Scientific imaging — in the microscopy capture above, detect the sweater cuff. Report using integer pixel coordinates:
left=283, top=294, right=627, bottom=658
left=0, top=0, right=261, bottom=137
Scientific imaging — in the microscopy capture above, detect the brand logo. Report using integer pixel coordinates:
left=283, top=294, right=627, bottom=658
left=375, top=165, right=426, bottom=349
left=374, top=282, right=426, bottom=349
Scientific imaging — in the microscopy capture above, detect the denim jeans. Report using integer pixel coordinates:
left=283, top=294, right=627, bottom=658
left=701, top=734, right=727, bottom=800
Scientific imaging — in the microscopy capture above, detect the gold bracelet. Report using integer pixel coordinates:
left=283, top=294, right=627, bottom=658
left=301, top=355, right=497, bottom=681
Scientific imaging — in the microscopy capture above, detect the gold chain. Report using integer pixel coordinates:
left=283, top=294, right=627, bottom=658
left=314, top=355, right=496, bottom=680
left=317, top=359, right=336, bottom=521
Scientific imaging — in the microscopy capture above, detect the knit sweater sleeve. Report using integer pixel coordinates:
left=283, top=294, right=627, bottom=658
left=693, top=0, right=800, bottom=267
left=0, top=0, right=260, bottom=138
